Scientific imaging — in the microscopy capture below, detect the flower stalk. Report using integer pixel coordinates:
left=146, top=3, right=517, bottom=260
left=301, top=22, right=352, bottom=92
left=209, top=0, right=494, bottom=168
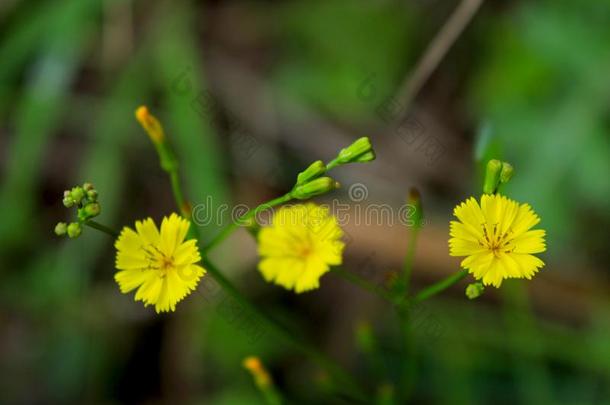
left=136, top=108, right=369, bottom=401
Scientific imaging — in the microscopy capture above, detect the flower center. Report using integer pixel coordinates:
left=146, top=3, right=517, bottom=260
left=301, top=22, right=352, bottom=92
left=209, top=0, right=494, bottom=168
left=296, top=243, right=312, bottom=258
left=142, top=244, right=175, bottom=276
left=480, top=223, right=514, bottom=256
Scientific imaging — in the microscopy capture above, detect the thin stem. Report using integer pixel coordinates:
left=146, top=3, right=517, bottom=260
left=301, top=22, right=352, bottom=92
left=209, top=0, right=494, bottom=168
left=152, top=140, right=367, bottom=400
left=85, top=220, right=119, bottom=237
left=202, top=258, right=368, bottom=402
left=169, top=170, right=186, bottom=216
left=202, top=193, right=292, bottom=254
left=331, top=267, right=400, bottom=305
left=401, top=228, right=420, bottom=294
left=396, top=226, right=420, bottom=401
left=413, top=269, right=468, bottom=303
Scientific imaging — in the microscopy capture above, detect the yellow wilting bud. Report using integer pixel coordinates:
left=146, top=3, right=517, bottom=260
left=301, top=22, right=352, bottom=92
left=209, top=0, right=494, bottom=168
left=135, top=106, right=165, bottom=143
left=407, top=187, right=423, bottom=230
left=242, top=356, right=271, bottom=388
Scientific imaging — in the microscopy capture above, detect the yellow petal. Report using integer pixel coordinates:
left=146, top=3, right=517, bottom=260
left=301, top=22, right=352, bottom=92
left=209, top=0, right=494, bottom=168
left=135, top=218, right=160, bottom=246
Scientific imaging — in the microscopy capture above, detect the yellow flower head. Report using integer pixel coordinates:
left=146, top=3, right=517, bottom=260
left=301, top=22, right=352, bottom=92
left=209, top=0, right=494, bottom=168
left=114, top=213, right=205, bottom=312
left=449, top=194, right=546, bottom=287
left=258, top=203, right=344, bottom=293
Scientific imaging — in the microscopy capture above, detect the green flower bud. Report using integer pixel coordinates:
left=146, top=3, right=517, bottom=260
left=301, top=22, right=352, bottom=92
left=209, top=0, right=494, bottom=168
left=466, top=282, right=484, bottom=299
left=353, top=151, right=375, bottom=163
left=67, top=222, right=82, bottom=238
left=54, top=222, right=68, bottom=236
left=483, top=159, right=502, bottom=194
left=83, top=202, right=101, bottom=218
left=336, top=137, right=376, bottom=165
left=500, top=162, right=514, bottom=184
left=296, top=160, right=326, bottom=186
left=70, top=187, right=85, bottom=204
left=86, top=189, right=98, bottom=201
left=83, top=182, right=94, bottom=191
left=63, top=196, right=74, bottom=208
left=292, top=177, right=339, bottom=200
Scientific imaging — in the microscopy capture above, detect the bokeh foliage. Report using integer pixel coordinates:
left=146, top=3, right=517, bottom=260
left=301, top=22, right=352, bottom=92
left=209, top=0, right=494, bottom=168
left=1, top=0, right=609, bottom=403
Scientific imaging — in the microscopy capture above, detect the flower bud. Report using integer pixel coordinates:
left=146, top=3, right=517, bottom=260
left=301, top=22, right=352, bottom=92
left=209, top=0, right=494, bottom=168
left=296, top=160, right=326, bottom=186
left=83, top=182, right=94, bottom=191
left=242, top=356, right=271, bottom=388
left=292, top=177, right=339, bottom=200
left=62, top=196, right=74, bottom=208
left=407, top=187, right=423, bottom=229
left=466, top=282, right=484, bottom=299
left=483, top=159, right=502, bottom=194
left=336, top=137, right=376, bottom=165
left=83, top=202, right=101, bottom=218
left=86, top=189, right=98, bottom=201
left=54, top=222, right=68, bottom=236
left=67, top=222, right=82, bottom=238
left=70, top=187, right=85, bottom=204
left=500, top=162, right=514, bottom=184
left=135, top=106, right=165, bottom=143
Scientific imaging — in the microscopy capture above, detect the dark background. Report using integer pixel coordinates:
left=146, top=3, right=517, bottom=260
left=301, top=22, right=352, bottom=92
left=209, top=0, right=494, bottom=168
left=1, top=0, right=609, bottom=403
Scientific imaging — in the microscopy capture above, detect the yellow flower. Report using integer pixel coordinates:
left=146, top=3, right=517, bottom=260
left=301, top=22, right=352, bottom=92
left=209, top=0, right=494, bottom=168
left=449, top=194, right=546, bottom=287
left=257, top=203, right=344, bottom=293
left=114, top=213, right=205, bottom=312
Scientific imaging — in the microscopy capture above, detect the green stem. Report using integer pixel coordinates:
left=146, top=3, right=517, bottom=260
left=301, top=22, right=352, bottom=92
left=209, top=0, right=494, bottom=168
left=401, top=228, right=419, bottom=294
left=85, top=220, right=119, bottom=237
left=169, top=170, right=186, bottom=215
left=202, top=193, right=292, bottom=254
left=202, top=259, right=367, bottom=401
left=413, top=269, right=468, bottom=303
left=332, top=267, right=400, bottom=305
left=397, top=226, right=420, bottom=401
left=151, top=138, right=367, bottom=400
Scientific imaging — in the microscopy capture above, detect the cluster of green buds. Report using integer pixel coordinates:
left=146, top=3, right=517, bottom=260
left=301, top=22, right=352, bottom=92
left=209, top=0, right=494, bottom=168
left=289, top=137, right=376, bottom=200
left=55, top=182, right=101, bottom=238
left=483, top=159, right=514, bottom=194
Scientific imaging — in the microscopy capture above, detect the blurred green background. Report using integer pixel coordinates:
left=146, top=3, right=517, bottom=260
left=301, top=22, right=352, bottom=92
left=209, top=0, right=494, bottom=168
left=1, top=0, right=609, bottom=403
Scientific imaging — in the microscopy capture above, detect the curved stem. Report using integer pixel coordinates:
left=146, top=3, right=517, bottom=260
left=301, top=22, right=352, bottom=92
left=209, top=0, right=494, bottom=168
left=85, top=220, right=119, bottom=237
left=331, top=267, right=400, bottom=305
left=413, top=269, right=468, bottom=303
left=202, top=193, right=292, bottom=254
left=149, top=136, right=367, bottom=400
left=202, top=258, right=368, bottom=401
